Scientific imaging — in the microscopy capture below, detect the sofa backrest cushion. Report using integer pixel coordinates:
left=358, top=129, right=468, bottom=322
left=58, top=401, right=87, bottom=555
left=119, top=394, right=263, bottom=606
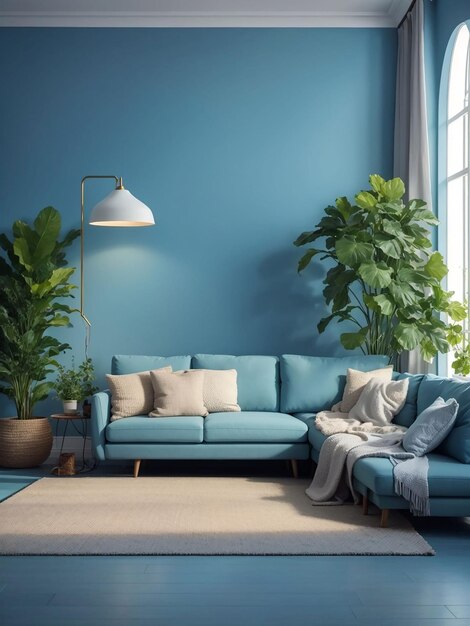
left=392, top=373, right=424, bottom=427
left=280, top=354, right=390, bottom=414
left=111, top=355, right=192, bottom=375
left=192, top=354, right=279, bottom=412
left=417, top=374, right=470, bottom=463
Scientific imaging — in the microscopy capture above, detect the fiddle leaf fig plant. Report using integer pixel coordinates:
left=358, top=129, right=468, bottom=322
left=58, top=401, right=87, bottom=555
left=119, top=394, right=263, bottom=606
left=294, top=174, right=467, bottom=366
left=0, top=207, right=80, bottom=419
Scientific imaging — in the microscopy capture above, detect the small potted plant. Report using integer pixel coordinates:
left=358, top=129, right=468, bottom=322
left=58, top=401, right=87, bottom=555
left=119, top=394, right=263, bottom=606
left=54, top=358, right=98, bottom=415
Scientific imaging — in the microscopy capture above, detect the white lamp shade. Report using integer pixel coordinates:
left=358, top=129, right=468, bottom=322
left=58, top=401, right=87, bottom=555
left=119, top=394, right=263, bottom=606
left=89, top=188, right=155, bottom=227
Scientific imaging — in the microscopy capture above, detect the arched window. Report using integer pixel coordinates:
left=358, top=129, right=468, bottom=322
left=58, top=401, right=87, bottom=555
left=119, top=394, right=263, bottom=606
left=446, top=24, right=470, bottom=375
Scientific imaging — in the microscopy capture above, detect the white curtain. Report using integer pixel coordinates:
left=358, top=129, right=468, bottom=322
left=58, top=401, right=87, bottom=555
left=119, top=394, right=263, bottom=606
left=394, top=0, right=432, bottom=374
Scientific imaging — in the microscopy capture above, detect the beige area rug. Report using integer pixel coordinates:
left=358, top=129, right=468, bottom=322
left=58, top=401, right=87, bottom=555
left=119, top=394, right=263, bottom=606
left=0, top=476, right=434, bottom=555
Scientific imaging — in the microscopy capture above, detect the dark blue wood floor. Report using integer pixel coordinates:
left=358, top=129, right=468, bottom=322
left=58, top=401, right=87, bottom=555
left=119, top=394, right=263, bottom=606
left=1, top=462, right=470, bottom=626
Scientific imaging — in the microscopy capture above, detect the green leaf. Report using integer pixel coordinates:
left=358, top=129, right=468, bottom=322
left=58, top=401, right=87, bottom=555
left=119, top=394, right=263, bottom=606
left=335, top=196, right=352, bottom=220
left=0, top=233, right=13, bottom=254
left=432, top=285, right=454, bottom=308
left=13, top=237, right=33, bottom=271
left=420, top=339, right=437, bottom=363
left=49, top=315, right=70, bottom=327
left=318, top=216, right=344, bottom=231
left=412, top=208, right=439, bottom=225
left=317, top=306, right=357, bottom=334
left=382, top=177, right=405, bottom=201
left=293, top=230, right=318, bottom=247
left=381, top=219, right=403, bottom=237
left=407, top=199, right=427, bottom=211
left=34, top=207, right=61, bottom=261
left=369, top=174, right=386, bottom=195
left=355, top=191, right=377, bottom=210
left=31, top=381, right=53, bottom=404
left=423, top=324, right=449, bottom=354
left=374, top=294, right=395, bottom=315
left=447, top=324, right=463, bottom=346
left=358, top=261, right=393, bottom=288
left=363, top=293, right=380, bottom=312
left=395, top=323, right=423, bottom=350
left=425, top=251, right=448, bottom=281
left=31, top=267, right=76, bottom=296
left=332, top=288, right=350, bottom=313
left=452, top=345, right=470, bottom=375
left=388, top=281, right=420, bottom=308
left=341, top=328, right=368, bottom=350
left=297, top=249, right=322, bottom=273
left=335, top=238, right=374, bottom=267
left=317, top=315, right=335, bottom=334
left=347, top=212, right=365, bottom=227
left=375, top=234, right=401, bottom=259
left=397, top=268, right=430, bottom=284
left=446, top=300, right=467, bottom=322
left=323, top=266, right=356, bottom=305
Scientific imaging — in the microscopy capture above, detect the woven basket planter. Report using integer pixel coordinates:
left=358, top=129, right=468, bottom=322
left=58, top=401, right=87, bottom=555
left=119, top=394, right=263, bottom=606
left=0, top=417, right=53, bottom=468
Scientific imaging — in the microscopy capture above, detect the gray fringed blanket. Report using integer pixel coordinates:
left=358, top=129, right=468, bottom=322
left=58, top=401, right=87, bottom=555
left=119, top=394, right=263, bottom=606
left=306, top=431, right=430, bottom=516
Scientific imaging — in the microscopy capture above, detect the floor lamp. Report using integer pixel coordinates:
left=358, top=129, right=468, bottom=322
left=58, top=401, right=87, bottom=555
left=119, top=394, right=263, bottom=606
left=80, top=175, right=154, bottom=327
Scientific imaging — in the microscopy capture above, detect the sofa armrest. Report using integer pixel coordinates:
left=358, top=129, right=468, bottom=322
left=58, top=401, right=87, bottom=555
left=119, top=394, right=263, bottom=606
left=91, top=390, right=111, bottom=461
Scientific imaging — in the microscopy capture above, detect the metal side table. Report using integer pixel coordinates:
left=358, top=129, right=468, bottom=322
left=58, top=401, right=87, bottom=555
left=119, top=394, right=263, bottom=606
left=50, top=413, right=93, bottom=474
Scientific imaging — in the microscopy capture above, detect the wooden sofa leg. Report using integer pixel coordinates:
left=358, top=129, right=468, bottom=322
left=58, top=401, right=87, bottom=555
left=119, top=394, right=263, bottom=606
left=380, top=509, right=389, bottom=528
left=290, top=459, right=299, bottom=478
left=134, top=459, right=141, bottom=478
left=362, top=494, right=369, bottom=516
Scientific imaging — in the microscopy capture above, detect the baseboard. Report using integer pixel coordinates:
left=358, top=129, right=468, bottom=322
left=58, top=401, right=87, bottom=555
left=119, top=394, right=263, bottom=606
left=47, top=436, right=93, bottom=466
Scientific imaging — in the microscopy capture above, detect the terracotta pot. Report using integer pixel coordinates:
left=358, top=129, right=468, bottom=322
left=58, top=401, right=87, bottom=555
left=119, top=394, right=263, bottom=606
left=0, top=417, right=53, bottom=468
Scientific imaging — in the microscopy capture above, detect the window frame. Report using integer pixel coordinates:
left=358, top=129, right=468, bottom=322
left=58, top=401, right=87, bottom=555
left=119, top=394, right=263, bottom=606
left=440, top=22, right=470, bottom=376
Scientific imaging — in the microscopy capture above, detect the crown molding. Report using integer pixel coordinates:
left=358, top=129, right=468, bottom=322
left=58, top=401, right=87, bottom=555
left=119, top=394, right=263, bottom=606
left=0, top=3, right=407, bottom=28
left=387, top=0, right=413, bottom=26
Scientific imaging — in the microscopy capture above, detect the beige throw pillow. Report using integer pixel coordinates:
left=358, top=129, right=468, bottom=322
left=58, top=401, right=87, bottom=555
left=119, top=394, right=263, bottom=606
left=200, top=369, right=241, bottom=413
left=150, top=369, right=208, bottom=417
left=332, top=366, right=393, bottom=413
left=348, top=378, right=409, bottom=425
left=107, top=366, right=172, bottom=421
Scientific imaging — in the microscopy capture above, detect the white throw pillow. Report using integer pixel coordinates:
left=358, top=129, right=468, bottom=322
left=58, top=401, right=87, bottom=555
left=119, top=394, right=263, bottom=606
left=348, top=377, right=409, bottom=426
left=149, top=369, right=208, bottom=417
left=199, top=369, right=241, bottom=413
left=107, top=366, right=172, bottom=421
left=332, top=366, right=393, bottom=413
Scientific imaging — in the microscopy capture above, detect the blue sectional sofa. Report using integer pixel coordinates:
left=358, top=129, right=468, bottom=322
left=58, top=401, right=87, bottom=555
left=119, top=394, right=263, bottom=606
left=91, top=353, right=470, bottom=523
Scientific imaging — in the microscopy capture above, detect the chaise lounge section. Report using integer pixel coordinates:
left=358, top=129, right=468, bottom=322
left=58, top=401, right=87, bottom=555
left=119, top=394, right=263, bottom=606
left=91, top=353, right=470, bottom=524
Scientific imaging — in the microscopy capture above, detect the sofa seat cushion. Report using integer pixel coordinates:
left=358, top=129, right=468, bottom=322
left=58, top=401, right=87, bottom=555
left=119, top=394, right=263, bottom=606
left=106, top=416, right=204, bottom=444
left=353, top=453, right=470, bottom=497
left=203, top=412, right=307, bottom=443
left=308, top=425, right=328, bottom=450
left=291, top=413, right=327, bottom=449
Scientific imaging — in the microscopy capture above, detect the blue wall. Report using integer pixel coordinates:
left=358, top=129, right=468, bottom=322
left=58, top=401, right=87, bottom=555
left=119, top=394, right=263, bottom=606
left=0, top=27, right=397, bottom=415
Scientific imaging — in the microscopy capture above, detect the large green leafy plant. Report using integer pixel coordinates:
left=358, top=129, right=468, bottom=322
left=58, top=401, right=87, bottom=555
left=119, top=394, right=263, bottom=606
left=0, top=207, right=80, bottom=419
left=294, top=174, right=467, bottom=366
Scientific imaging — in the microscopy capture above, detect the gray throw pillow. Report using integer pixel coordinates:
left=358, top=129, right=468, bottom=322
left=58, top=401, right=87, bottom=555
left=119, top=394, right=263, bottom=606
left=402, top=396, right=459, bottom=457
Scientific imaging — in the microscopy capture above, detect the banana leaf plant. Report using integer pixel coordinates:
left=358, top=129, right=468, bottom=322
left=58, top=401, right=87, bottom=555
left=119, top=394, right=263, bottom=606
left=294, top=174, right=467, bottom=367
left=0, top=207, right=80, bottom=419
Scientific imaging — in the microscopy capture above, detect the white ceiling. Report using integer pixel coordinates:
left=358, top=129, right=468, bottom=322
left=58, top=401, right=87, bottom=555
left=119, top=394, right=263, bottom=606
left=0, top=0, right=412, bottom=28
